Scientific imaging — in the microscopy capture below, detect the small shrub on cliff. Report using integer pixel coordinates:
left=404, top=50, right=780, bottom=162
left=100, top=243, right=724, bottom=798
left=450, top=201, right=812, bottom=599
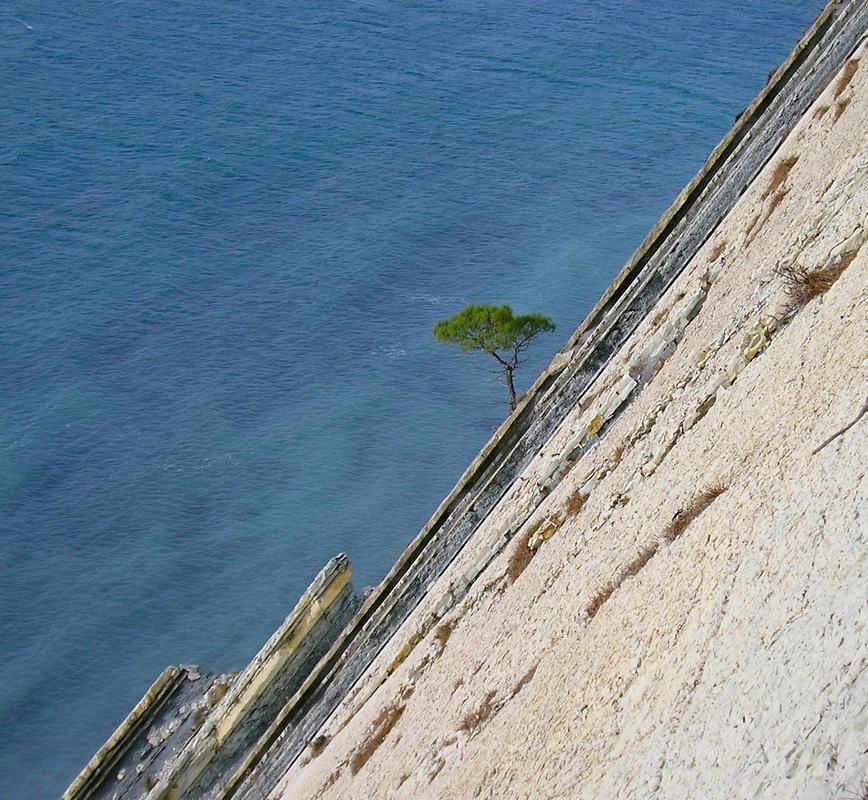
left=207, top=679, right=230, bottom=707
left=776, top=246, right=861, bottom=312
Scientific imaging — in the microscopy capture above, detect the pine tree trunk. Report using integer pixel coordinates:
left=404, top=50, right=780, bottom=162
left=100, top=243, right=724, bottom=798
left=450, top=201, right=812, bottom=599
left=505, top=366, right=517, bottom=412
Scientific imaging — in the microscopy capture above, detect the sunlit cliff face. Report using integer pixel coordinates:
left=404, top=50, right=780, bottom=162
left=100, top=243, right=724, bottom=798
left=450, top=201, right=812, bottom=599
left=280, top=42, right=868, bottom=800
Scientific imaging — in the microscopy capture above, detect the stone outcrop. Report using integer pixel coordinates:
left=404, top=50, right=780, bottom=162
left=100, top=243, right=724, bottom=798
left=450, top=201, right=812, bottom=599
left=62, top=556, right=358, bottom=800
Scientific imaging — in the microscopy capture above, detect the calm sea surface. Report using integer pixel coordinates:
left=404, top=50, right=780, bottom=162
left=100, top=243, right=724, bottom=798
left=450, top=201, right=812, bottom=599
left=0, top=1, right=824, bottom=796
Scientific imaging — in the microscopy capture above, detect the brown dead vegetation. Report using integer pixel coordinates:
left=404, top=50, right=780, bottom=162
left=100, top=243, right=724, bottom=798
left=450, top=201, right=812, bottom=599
left=766, top=187, right=789, bottom=217
left=586, top=583, right=616, bottom=619
left=508, top=664, right=538, bottom=700
left=564, top=486, right=587, bottom=517
left=586, top=484, right=728, bottom=619
left=776, top=245, right=861, bottom=311
left=834, top=58, right=860, bottom=99
left=610, top=440, right=627, bottom=469
left=708, top=239, right=728, bottom=262
left=744, top=212, right=763, bottom=244
left=623, top=542, right=661, bottom=578
left=663, top=482, right=728, bottom=542
left=349, top=699, right=409, bottom=775
left=813, top=104, right=830, bottom=120
left=586, top=541, right=660, bottom=620
left=834, top=96, right=852, bottom=121
left=764, top=155, right=799, bottom=200
left=744, top=155, right=799, bottom=245
left=506, top=526, right=537, bottom=585
left=459, top=690, right=498, bottom=734
left=347, top=687, right=414, bottom=776
left=433, top=618, right=459, bottom=656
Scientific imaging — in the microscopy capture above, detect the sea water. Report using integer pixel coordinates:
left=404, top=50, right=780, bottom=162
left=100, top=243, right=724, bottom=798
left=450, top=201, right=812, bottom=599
left=0, top=1, right=824, bottom=796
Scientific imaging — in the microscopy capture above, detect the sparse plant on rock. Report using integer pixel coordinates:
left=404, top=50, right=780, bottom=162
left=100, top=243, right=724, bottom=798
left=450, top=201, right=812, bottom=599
left=433, top=304, right=555, bottom=412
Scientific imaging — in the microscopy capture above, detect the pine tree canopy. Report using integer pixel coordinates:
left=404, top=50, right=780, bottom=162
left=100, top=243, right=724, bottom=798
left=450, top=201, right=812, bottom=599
left=432, top=304, right=555, bottom=359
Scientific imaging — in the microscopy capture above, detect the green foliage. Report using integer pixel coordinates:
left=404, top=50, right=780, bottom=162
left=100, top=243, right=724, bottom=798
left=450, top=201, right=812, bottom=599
left=432, top=304, right=556, bottom=411
left=432, top=304, right=555, bottom=357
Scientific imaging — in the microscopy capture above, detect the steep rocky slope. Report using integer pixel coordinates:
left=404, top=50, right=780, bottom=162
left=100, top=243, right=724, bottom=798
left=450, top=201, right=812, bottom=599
left=62, top=7, right=868, bottom=800
left=278, top=37, right=868, bottom=800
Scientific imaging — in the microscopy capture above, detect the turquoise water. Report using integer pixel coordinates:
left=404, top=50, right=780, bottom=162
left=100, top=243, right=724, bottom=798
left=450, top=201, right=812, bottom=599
left=0, top=2, right=823, bottom=796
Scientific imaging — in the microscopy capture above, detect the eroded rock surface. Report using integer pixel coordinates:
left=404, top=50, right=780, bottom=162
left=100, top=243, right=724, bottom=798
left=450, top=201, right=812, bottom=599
left=279, top=39, right=868, bottom=800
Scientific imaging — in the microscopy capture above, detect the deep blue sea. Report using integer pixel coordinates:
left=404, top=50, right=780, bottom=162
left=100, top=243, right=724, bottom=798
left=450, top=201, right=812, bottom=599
left=0, top=1, right=825, bottom=796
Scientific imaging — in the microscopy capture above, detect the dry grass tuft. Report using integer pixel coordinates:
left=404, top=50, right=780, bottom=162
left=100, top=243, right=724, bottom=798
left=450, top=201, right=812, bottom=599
left=813, top=103, right=830, bottom=120
left=834, top=96, right=852, bottom=121
left=766, top=187, right=789, bottom=217
left=585, top=541, right=659, bottom=619
left=747, top=158, right=797, bottom=245
left=433, top=618, right=459, bottom=655
left=207, top=679, right=230, bottom=707
left=623, top=542, right=661, bottom=578
left=460, top=690, right=498, bottom=734
left=744, top=212, right=763, bottom=244
left=708, top=239, right=728, bottom=263
left=586, top=583, right=615, bottom=619
left=508, top=664, right=538, bottom=700
left=610, top=440, right=627, bottom=468
left=808, top=249, right=860, bottom=294
left=833, top=58, right=860, bottom=99
left=349, top=701, right=408, bottom=774
left=663, top=482, right=727, bottom=542
left=399, top=684, right=415, bottom=702
left=505, top=527, right=536, bottom=585
left=776, top=246, right=861, bottom=311
left=584, top=485, right=728, bottom=620
left=564, top=486, right=587, bottom=517
left=764, top=155, right=799, bottom=200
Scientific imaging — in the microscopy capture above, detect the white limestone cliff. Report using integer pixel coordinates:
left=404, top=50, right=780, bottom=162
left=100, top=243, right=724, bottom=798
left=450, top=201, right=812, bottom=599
left=277, top=39, right=868, bottom=800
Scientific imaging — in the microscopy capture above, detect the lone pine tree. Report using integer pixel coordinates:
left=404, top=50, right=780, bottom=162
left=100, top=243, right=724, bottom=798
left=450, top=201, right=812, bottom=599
left=433, top=304, right=556, bottom=412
